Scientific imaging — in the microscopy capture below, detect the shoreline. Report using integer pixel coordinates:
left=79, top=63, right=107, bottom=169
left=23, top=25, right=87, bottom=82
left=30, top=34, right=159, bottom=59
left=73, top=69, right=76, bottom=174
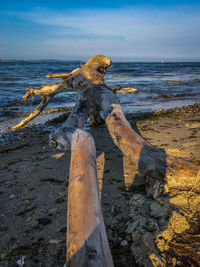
left=0, top=101, right=199, bottom=150
left=0, top=102, right=200, bottom=266
left=0, top=99, right=199, bottom=132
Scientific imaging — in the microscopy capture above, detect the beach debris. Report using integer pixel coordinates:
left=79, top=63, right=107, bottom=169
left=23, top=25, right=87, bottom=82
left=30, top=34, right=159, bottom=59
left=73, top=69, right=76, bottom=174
left=16, top=204, right=36, bottom=216
left=58, top=192, right=66, bottom=198
left=55, top=197, right=65, bottom=203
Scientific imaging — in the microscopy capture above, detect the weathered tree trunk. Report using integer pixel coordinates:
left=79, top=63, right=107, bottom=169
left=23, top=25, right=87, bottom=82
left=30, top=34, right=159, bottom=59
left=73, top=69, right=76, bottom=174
left=12, top=55, right=200, bottom=266
left=66, top=129, right=114, bottom=267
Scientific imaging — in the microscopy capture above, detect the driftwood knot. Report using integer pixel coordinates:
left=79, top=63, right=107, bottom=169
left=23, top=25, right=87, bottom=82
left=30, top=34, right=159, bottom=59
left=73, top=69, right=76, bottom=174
left=49, top=138, right=58, bottom=149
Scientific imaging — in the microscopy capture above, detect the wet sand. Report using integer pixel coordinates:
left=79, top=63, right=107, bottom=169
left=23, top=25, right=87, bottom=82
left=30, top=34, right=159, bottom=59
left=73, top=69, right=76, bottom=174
left=0, top=102, right=200, bottom=267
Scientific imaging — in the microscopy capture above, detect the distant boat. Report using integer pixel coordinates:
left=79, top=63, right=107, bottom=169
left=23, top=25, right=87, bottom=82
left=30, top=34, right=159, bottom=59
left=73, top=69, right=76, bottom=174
left=161, top=60, right=165, bottom=63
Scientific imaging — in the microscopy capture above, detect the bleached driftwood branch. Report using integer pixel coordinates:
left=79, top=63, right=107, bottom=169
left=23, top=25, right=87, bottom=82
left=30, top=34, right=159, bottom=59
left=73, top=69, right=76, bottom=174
left=13, top=95, right=53, bottom=130
left=13, top=82, right=74, bottom=129
left=12, top=58, right=138, bottom=129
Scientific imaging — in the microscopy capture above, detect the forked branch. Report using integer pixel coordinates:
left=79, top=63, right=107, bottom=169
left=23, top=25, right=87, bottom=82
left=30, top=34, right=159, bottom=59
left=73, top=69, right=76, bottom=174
left=12, top=72, right=76, bottom=129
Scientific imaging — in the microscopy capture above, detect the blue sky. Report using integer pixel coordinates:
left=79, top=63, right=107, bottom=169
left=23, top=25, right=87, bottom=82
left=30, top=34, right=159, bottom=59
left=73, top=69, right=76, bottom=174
left=1, top=0, right=200, bottom=61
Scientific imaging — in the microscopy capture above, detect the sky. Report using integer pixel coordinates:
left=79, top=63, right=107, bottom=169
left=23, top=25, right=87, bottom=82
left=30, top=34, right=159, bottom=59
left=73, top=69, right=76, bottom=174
left=0, top=0, right=200, bottom=61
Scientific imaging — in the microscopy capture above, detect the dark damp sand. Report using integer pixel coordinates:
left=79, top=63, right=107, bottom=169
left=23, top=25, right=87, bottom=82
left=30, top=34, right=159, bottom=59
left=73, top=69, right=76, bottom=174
left=0, top=102, right=199, bottom=267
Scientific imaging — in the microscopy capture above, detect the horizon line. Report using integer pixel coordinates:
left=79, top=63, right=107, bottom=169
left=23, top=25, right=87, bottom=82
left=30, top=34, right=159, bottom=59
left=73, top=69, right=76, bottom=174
left=1, top=57, right=200, bottom=63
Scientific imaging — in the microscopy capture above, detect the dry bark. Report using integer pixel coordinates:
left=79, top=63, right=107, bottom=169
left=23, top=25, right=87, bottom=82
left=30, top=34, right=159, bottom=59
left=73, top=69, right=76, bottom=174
left=12, top=55, right=200, bottom=266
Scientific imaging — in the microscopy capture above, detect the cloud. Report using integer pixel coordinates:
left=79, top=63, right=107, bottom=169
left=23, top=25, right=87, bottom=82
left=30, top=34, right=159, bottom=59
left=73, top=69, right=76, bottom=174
left=17, top=8, right=125, bottom=38
left=1, top=4, right=200, bottom=60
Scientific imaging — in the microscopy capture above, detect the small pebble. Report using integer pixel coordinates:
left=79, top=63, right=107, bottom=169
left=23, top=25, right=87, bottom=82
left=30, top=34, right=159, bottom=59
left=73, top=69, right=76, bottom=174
left=16, top=256, right=25, bottom=266
left=120, top=240, right=128, bottom=247
left=25, top=200, right=31, bottom=206
left=125, top=234, right=132, bottom=241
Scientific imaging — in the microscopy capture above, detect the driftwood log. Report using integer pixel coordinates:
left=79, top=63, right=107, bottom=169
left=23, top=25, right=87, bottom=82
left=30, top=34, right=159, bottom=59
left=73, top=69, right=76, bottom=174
left=13, top=55, right=200, bottom=266
left=67, top=129, right=113, bottom=266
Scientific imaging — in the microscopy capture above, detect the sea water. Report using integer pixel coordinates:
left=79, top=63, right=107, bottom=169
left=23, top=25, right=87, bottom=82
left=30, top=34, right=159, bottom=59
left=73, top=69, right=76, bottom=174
left=0, top=60, right=200, bottom=121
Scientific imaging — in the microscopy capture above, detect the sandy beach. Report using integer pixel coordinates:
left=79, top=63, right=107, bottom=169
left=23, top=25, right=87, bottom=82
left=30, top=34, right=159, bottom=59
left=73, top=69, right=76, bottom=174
left=0, top=102, right=200, bottom=267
